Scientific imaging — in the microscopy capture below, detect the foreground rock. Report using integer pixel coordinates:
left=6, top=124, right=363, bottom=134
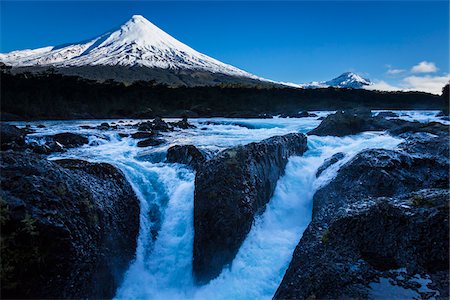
left=1, top=124, right=26, bottom=150
left=275, top=189, right=449, bottom=299
left=193, top=133, right=308, bottom=284
left=0, top=152, right=140, bottom=299
left=166, top=145, right=206, bottom=170
left=275, top=132, right=449, bottom=299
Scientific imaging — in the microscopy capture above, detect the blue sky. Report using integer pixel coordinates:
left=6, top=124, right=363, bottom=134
left=1, top=1, right=449, bottom=93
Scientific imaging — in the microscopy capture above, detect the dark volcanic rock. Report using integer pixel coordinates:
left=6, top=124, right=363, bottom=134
left=307, top=109, right=384, bottom=136
left=280, top=111, right=317, bottom=118
left=275, top=189, right=449, bottom=300
left=30, top=141, right=65, bottom=154
left=152, top=116, right=171, bottom=131
left=376, top=111, right=398, bottom=118
left=315, top=152, right=345, bottom=177
left=170, top=117, right=196, bottom=129
left=0, top=152, right=140, bottom=299
left=137, top=137, right=164, bottom=147
left=388, top=121, right=448, bottom=137
left=137, top=117, right=173, bottom=132
left=52, top=132, right=89, bottom=148
left=275, top=132, right=449, bottom=300
left=131, top=131, right=155, bottom=139
left=166, top=145, right=206, bottom=170
left=1, top=124, right=26, bottom=150
left=97, top=122, right=110, bottom=130
left=308, top=109, right=449, bottom=137
left=193, top=133, right=308, bottom=284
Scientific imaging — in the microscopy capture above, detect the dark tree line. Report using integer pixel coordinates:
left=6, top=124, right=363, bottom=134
left=1, top=71, right=446, bottom=120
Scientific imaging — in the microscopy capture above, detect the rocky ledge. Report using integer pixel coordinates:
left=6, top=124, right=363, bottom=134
left=193, top=133, right=308, bottom=284
left=307, top=108, right=448, bottom=137
left=0, top=151, right=140, bottom=299
left=275, top=128, right=449, bottom=299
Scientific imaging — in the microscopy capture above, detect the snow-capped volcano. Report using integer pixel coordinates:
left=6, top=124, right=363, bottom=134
left=325, top=72, right=372, bottom=88
left=301, top=72, right=373, bottom=89
left=0, top=15, right=258, bottom=80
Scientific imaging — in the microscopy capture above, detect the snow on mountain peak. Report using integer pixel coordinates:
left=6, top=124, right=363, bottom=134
left=325, top=72, right=372, bottom=88
left=0, top=15, right=258, bottom=79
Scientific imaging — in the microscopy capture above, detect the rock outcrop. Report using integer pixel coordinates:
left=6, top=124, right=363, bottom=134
left=275, top=131, right=449, bottom=299
left=0, top=152, right=140, bottom=299
left=193, top=133, right=308, bottom=284
left=1, top=124, right=26, bottom=150
left=137, top=137, right=164, bottom=147
left=307, top=109, right=449, bottom=138
left=166, top=145, right=206, bottom=170
left=51, top=132, right=89, bottom=148
left=307, top=109, right=390, bottom=136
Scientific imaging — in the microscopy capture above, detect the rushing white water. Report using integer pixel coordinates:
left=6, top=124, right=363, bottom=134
left=9, top=110, right=442, bottom=299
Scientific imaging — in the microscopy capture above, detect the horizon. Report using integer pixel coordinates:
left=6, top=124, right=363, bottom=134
left=1, top=1, right=449, bottom=94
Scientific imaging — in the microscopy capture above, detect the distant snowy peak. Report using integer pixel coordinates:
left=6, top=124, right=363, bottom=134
left=325, top=72, right=372, bottom=88
left=0, top=15, right=258, bottom=79
left=303, top=72, right=373, bottom=89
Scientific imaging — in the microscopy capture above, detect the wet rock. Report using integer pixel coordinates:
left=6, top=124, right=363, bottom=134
left=275, top=132, right=449, bottom=299
left=280, top=111, right=318, bottom=118
left=307, top=109, right=385, bottom=136
left=51, top=132, right=89, bottom=148
left=316, top=152, right=345, bottom=177
left=0, top=152, right=140, bottom=299
left=170, top=117, right=196, bottom=129
left=36, top=124, right=46, bottom=128
left=308, top=109, right=449, bottom=137
left=376, top=111, right=398, bottom=118
left=388, top=121, right=448, bottom=137
left=1, top=124, right=26, bottom=150
left=275, top=189, right=449, bottom=300
left=137, top=117, right=172, bottom=132
left=30, top=141, right=65, bottom=154
left=193, top=133, right=308, bottom=284
left=118, top=133, right=129, bottom=138
left=137, top=137, right=165, bottom=147
left=131, top=131, right=155, bottom=139
left=166, top=145, right=206, bottom=170
left=97, top=122, right=110, bottom=130
left=152, top=116, right=172, bottom=132
left=80, top=125, right=93, bottom=129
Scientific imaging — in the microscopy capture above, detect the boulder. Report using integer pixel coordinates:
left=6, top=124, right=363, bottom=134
left=193, top=133, right=308, bottom=284
left=166, top=145, right=206, bottom=170
left=151, top=116, right=171, bottom=132
left=170, top=117, right=196, bottom=129
left=96, top=122, right=110, bottom=130
left=280, top=111, right=318, bottom=118
left=30, top=141, right=65, bottom=154
left=307, top=109, right=384, bottom=136
left=275, top=132, right=449, bottom=299
left=315, top=152, right=345, bottom=177
left=131, top=131, right=155, bottom=139
left=1, top=124, right=26, bottom=150
left=51, top=132, right=89, bottom=148
left=137, top=137, right=164, bottom=147
left=0, top=152, right=140, bottom=299
left=376, top=111, right=398, bottom=118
